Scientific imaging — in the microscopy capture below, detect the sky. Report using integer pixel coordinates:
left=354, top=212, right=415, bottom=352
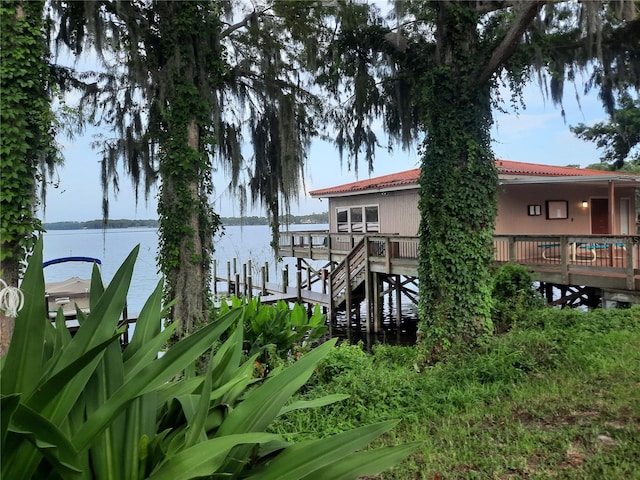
left=39, top=81, right=608, bottom=223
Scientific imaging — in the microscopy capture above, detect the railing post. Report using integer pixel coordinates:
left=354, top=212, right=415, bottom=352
left=626, top=238, right=635, bottom=290
left=261, top=266, right=267, bottom=295
left=385, top=237, right=391, bottom=273
left=509, top=237, right=516, bottom=262
left=282, top=265, right=289, bottom=293
left=560, top=236, right=569, bottom=284
left=345, top=259, right=352, bottom=327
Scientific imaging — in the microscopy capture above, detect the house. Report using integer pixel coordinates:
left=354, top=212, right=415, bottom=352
left=308, top=160, right=640, bottom=237
left=274, top=160, right=640, bottom=318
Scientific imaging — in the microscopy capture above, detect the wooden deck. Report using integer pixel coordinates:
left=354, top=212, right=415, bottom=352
left=278, top=231, right=640, bottom=304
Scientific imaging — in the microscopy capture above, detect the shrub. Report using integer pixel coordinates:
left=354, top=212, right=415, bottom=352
left=217, top=297, right=327, bottom=372
left=491, top=263, right=543, bottom=333
left=0, top=238, right=416, bottom=479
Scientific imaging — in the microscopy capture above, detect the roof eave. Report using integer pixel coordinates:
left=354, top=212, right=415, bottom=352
left=499, top=175, right=640, bottom=185
left=309, top=183, right=419, bottom=199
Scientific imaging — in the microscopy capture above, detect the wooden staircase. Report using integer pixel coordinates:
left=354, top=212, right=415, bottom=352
left=330, top=238, right=368, bottom=311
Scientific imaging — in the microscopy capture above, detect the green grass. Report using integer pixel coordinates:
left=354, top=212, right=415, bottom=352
left=271, top=307, right=640, bottom=479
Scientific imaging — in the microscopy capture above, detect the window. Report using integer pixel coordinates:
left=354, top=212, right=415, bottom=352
left=350, top=207, right=363, bottom=232
left=337, top=208, right=349, bottom=232
left=365, top=206, right=379, bottom=232
left=335, top=205, right=379, bottom=233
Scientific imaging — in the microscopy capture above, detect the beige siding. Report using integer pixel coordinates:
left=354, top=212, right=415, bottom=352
left=327, top=183, right=636, bottom=236
left=329, top=189, right=420, bottom=236
left=495, top=184, right=636, bottom=235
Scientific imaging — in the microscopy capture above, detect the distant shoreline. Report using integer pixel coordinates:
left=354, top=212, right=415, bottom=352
left=43, top=213, right=329, bottom=230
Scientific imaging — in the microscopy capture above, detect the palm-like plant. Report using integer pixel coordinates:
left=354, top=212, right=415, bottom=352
left=1, top=237, right=416, bottom=479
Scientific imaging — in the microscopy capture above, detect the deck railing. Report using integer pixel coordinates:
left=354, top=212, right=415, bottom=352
left=279, top=231, right=640, bottom=291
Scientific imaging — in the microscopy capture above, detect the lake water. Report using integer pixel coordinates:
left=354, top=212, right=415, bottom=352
left=43, top=224, right=418, bottom=345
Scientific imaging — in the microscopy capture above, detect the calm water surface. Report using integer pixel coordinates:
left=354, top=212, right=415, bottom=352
left=43, top=225, right=325, bottom=315
left=43, top=224, right=418, bottom=344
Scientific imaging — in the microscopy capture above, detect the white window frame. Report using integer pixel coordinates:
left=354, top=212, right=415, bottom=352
left=335, top=205, right=380, bottom=233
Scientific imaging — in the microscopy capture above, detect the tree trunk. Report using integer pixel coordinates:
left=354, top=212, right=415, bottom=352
left=159, top=118, right=212, bottom=338
left=0, top=313, right=15, bottom=358
left=417, top=2, right=498, bottom=360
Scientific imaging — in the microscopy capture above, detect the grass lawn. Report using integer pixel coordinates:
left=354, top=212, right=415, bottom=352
left=272, top=307, right=640, bottom=479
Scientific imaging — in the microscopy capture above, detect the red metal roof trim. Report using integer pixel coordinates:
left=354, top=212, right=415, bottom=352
left=309, top=160, right=633, bottom=196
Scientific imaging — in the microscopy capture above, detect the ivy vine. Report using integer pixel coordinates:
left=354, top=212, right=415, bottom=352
left=0, top=0, right=58, bottom=286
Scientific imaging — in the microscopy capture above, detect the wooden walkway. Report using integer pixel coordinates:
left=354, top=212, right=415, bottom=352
left=278, top=231, right=640, bottom=308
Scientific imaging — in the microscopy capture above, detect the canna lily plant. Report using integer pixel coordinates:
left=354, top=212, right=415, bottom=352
left=1, top=237, right=417, bottom=479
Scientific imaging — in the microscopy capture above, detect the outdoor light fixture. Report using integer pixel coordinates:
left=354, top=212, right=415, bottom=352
left=581, top=200, right=588, bottom=208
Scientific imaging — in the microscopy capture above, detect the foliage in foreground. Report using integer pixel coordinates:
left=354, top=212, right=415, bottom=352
left=220, top=297, right=327, bottom=371
left=273, top=307, right=640, bottom=479
left=0, top=238, right=416, bottom=479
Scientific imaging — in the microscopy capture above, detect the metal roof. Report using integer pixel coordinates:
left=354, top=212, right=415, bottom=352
left=309, top=160, right=640, bottom=197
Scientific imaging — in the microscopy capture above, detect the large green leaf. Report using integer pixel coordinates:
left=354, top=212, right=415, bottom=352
left=71, top=308, right=243, bottom=451
left=49, top=246, right=138, bottom=377
left=1, top=393, right=20, bottom=449
left=246, top=420, right=403, bottom=480
left=123, top=322, right=177, bottom=383
left=123, top=279, right=164, bottom=362
left=25, top=333, right=121, bottom=420
left=122, top=392, right=159, bottom=480
left=3, top=402, right=82, bottom=479
left=215, top=338, right=338, bottom=475
left=216, top=338, right=338, bottom=437
left=1, top=236, right=46, bottom=397
left=183, top=350, right=215, bottom=448
left=278, top=394, right=351, bottom=416
left=300, top=443, right=420, bottom=480
left=85, top=332, right=126, bottom=480
left=147, top=433, right=281, bottom=480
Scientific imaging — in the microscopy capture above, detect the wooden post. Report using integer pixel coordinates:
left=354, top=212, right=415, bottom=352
left=282, top=265, right=289, bottom=293
left=626, top=238, right=635, bottom=290
left=261, top=266, right=267, bottom=295
left=321, top=268, right=328, bottom=316
left=384, top=237, right=391, bottom=273
left=264, top=262, right=269, bottom=283
left=234, top=272, right=240, bottom=298
left=242, top=263, right=247, bottom=297
left=227, top=261, right=232, bottom=295
left=213, top=259, right=218, bottom=295
left=509, top=237, right=517, bottom=262
left=372, top=272, right=381, bottom=333
left=248, top=273, right=253, bottom=299
left=296, top=258, right=302, bottom=302
left=395, top=274, right=402, bottom=328
left=560, top=236, right=569, bottom=284
left=365, top=237, right=375, bottom=333
left=345, top=260, right=352, bottom=328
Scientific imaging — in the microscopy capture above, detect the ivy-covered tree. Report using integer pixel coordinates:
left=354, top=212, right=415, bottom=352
left=0, top=0, right=59, bottom=287
left=572, top=91, right=640, bottom=169
left=51, top=1, right=324, bottom=336
left=319, top=1, right=639, bottom=360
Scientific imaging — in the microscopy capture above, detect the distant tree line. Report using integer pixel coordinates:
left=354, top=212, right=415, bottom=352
left=43, top=213, right=328, bottom=230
